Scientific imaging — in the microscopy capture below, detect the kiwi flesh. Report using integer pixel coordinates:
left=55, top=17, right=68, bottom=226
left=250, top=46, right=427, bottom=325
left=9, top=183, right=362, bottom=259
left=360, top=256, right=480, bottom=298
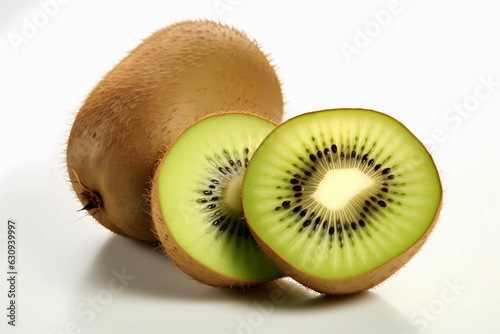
left=66, top=20, right=283, bottom=243
left=242, top=108, right=442, bottom=294
left=151, top=113, right=282, bottom=287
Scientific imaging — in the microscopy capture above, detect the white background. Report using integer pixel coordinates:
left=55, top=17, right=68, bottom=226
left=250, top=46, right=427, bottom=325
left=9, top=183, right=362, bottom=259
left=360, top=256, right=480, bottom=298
left=1, top=1, right=499, bottom=333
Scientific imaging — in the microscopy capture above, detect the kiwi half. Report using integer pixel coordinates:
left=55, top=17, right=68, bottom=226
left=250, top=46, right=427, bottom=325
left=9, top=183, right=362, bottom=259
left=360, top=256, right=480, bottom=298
left=151, top=113, right=282, bottom=287
left=242, top=108, right=442, bottom=295
left=66, top=20, right=283, bottom=242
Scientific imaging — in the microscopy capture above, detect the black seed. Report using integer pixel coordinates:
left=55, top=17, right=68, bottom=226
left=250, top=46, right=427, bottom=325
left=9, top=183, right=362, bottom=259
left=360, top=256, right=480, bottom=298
left=203, top=190, right=212, bottom=195
left=293, top=185, right=303, bottom=191
left=309, top=154, right=317, bottom=162
left=374, top=164, right=381, bottom=171
left=300, top=209, right=308, bottom=217
left=332, top=144, right=338, bottom=153
left=294, top=193, right=302, bottom=197
left=378, top=200, right=387, bottom=207
left=365, top=200, right=371, bottom=206
left=351, top=222, right=357, bottom=231
left=211, top=179, right=219, bottom=184
left=245, top=148, right=250, bottom=154
left=362, top=154, right=368, bottom=163
left=245, top=158, right=249, bottom=166
left=296, top=199, right=302, bottom=203
left=360, top=212, right=366, bottom=219
left=363, top=206, right=369, bottom=212
left=351, top=151, right=356, bottom=158
left=211, top=197, right=218, bottom=201
left=370, top=196, right=377, bottom=202
left=323, top=222, right=328, bottom=230
left=293, top=206, right=302, bottom=213
left=213, top=217, right=224, bottom=226
left=317, top=151, right=323, bottom=158
left=226, top=167, right=231, bottom=172
left=229, top=224, right=236, bottom=235
left=303, top=220, right=312, bottom=227
left=290, top=178, right=300, bottom=184
left=310, top=212, right=316, bottom=218
left=324, top=148, right=330, bottom=156
left=237, top=160, right=242, bottom=167
left=337, top=226, right=342, bottom=234
left=305, top=171, right=312, bottom=177
left=387, top=175, right=395, bottom=180
left=359, top=219, right=366, bottom=227
left=329, top=227, right=335, bottom=235
left=198, top=198, right=207, bottom=203
left=381, top=188, right=389, bottom=192
left=209, top=185, right=216, bottom=189
left=388, top=198, right=394, bottom=202
left=218, top=167, right=226, bottom=174
left=382, top=168, right=391, bottom=174
left=368, top=159, right=374, bottom=166
left=377, top=194, right=383, bottom=198
left=341, top=152, right=345, bottom=159
left=275, top=206, right=281, bottom=211
left=344, top=223, right=349, bottom=230
left=315, top=217, right=321, bottom=225
left=293, top=174, right=301, bottom=179
left=220, top=224, right=228, bottom=232
left=282, top=200, right=291, bottom=207
left=311, top=166, right=317, bottom=171
left=338, top=235, right=343, bottom=242
left=207, top=204, right=216, bottom=209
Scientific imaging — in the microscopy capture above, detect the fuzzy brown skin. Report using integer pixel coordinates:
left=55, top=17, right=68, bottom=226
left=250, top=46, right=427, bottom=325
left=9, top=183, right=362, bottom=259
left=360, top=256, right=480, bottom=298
left=249, top=197, right=443, bottom=295
left=150, top=126, right=274, bottom=288
left=67, top=20, right=284, bottom=242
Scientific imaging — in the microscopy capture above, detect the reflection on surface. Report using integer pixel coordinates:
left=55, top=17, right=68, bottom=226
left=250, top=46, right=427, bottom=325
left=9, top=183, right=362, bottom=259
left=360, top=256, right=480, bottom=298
left=79, top=235, right=416, bottom=333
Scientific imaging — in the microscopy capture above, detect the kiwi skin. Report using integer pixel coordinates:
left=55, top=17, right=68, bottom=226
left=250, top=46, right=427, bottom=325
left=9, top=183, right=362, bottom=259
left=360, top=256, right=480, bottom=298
left=66, top=20, right=284, bottom=243
left=150, top=112, right=281, bottom=288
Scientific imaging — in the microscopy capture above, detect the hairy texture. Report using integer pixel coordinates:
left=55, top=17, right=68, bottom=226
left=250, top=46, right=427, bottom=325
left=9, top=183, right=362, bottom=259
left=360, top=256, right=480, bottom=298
left=67, top=20, right=284, bottom=242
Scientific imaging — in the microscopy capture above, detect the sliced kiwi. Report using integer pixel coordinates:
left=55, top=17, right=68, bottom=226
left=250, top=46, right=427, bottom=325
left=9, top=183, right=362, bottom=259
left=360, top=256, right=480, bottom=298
left=242, top=108, right=442, bottom=295
left=151, top=113, right=282, bottom=287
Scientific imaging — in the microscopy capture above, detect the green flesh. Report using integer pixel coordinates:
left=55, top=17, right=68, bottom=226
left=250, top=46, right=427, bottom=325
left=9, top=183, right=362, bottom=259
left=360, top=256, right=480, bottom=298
left=158, top=113, right=281, bottom=280
left=242, top=109, right=442, bottom=279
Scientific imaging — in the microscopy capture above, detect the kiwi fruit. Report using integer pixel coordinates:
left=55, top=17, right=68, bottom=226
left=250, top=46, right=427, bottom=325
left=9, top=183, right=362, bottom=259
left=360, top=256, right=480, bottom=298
left=242, top=108, right=442, bottom=295
left=66, top=20, right=283, bottom=242
left=151, top=113, right=282, bottom=287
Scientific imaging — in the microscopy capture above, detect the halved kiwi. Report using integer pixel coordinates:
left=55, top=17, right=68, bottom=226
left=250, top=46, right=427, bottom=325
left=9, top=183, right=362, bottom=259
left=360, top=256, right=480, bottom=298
left=151, top=113, right=282, bottom=287
left=242, top=108, right=442, bottom=295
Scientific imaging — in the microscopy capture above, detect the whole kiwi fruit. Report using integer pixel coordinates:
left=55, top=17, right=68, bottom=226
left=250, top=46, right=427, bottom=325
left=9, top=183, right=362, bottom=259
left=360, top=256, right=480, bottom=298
left=66, top=20, right=284, bottom=242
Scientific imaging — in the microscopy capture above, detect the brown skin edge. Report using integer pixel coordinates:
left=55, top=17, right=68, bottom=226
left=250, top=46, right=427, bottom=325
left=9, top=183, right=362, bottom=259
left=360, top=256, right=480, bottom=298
left=242, top=107, right=444, bottom=295
left=149, top=112, right=282, bottom=288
